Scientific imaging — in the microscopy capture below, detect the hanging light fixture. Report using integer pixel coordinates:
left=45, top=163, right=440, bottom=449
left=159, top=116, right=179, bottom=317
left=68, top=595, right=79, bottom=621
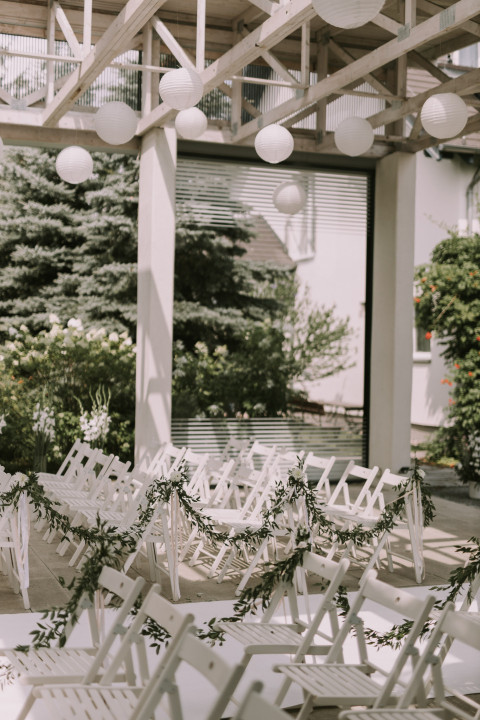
left=334, top=117, right=374, bottom=156
left=56, top=146, right=93, bottom=184
left=159, top=68, right=204, bottom=110
left=312, top=0, right=385, bottom=28
left=255, top=124, right=294, bottom=164
left=420, top=93, right=468, bottom=139
left=175, top=107, right=208, bottom=139
left=94, top=101, right=137, bottom=145
left=273, top=181, right=307, bottom=215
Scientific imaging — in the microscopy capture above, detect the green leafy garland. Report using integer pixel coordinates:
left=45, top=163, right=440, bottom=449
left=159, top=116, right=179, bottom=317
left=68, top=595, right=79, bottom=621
left=0, top=457, right=467, bottom=670
left=0, top=472, right=166, bottom=652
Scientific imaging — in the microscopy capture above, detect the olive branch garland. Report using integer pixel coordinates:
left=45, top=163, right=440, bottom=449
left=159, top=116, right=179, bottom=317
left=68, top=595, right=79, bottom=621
left=0, top=458, right=453, bottom=668
left=0, top=472, right=165, bottom=653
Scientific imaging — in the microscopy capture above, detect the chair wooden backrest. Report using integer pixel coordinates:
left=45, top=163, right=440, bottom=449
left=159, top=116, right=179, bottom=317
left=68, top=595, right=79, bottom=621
left=397, top=603, right=480, bottom=716
left=133, top=629, right=246, bottom=720
left=41, top=438, right=84, bottom=479
left=100, top=583, right=195, bottom=686
left=304, top=451, right=336, bottom=500
left=325, top=570, right=436, bottom=706
left=326, top=460, right=379, bottom=511
left=63, top=566, right=145, bottom=650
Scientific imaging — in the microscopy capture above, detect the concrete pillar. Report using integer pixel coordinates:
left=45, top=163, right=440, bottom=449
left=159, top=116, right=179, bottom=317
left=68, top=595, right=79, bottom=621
left=369, top=152, right=416, bottom=472
left=135, top=127, right=177, bottom=465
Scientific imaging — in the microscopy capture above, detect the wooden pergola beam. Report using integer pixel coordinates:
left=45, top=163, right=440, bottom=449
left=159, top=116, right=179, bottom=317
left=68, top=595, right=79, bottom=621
left=42, top=0, right=168, bottom=127
left=137, top=0, right=317, bottom=135
left=231, top=0, right=480, bottom=144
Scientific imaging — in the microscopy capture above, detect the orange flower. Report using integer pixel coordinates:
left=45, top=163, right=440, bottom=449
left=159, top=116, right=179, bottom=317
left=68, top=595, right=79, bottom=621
left=468, top=371, right=473, bottom=377
left=421, top=277, right=427, bottom=283
left=429, top=285, right=437, bottom=291
left=414, top=297, right=421, bottom=303
left=425, top=331, right=432, bottom=340
left=477, top=336, right=480, bottom=341
left=455, top=363, right=460, bottom=369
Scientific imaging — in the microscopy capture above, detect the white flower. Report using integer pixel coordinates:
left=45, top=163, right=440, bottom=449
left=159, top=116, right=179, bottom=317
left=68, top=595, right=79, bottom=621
left=122, top=337, right=133, bottom=346
left=19, top=324, right=28, bottom=333
left=170, top=471, right=183, bottom=483
left=290, top=467, right=305, bottom=481
left=0, top=414, right=6, bottom=433
left=79, top=405, right=111, bottom=443
left=32, top=405, right=55, bottom=442
left=108, top=332, right=119, bottom=342
left=49, top=313, right=60, bottom=325
left=67, top=318, right=83, bottom=330
left=8, top=326, right=17, bottom=336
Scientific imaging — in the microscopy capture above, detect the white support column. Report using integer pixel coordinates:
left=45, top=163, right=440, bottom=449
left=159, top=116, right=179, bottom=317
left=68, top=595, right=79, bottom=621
left=135, top=127, right=177, bottom=465
left=369, top=152, right=417, bottom=472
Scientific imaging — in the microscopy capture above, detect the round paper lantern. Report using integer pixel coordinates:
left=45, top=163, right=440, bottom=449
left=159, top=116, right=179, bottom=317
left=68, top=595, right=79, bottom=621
left=334, top=117, right=374, bottom=156
left=312, top=0, right=385, bottom=28
left=94, top=101, right=137, bottom=145
left=56, top=146, right=93, bottom=184
left=420, top=93, right=468, bottom=139
left=159, top=68, right=203, bottom=110
left=255, top=124, right=294, bottom=164
left=175, top=107, right=208, bottom=139
left=273, top=181, right=307, bottom=215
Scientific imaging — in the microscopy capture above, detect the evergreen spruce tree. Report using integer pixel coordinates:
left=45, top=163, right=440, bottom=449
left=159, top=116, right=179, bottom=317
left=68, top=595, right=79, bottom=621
left=0, top=147, right=139, bottom=337
left=0, top=146, right=352, bottom=419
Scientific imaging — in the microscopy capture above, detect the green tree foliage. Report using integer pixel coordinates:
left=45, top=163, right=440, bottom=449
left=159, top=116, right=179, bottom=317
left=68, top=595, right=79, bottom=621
left=0, top=147, right=353, bottom=468
left=0, top=147, right=138, bottom=337
left=414, top=232, right=480, bottom=479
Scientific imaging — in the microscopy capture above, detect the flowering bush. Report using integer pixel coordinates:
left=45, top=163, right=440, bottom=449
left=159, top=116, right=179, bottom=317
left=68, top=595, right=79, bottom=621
left=415, top=231, right=480, bottom=482
left=0, top=317, right=135, bottom=472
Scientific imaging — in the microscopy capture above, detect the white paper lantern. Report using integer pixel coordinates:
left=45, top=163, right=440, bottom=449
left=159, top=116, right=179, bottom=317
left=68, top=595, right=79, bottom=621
left=255, top=124, right=294, bottom=164
left=334, top=117, right=374, bottom=156
left=420, top=93, right=468, bottom=139
left=56, top=146, right=93, bottom=184
left=175, top=107, right=208, bottom=139
left=312, top=0, right=385, bottom=28
left=159, top=68, right=204, bottom=110
left=273, top=181, right=307, bottom=215
left=94, top=101, right=137, bottom=145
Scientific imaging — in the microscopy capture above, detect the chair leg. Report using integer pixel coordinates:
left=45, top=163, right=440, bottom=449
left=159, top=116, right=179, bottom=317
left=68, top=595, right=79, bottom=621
left=15, top=687, right=36, bottom=720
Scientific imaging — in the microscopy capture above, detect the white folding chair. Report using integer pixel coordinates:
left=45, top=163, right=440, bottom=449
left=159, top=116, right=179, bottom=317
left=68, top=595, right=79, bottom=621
left=32, top=624, right=246, bottom=720
left=215, top=553, right=350, bottom=699
left=303, top=451, right=336, bottom=502
left=3, top=568, right=145, bottom=720
left=338, top=605, right=480, bottom=720
left=323, top=469, right=425, bottom=584
left=0, top=489, right=30, bottom=609
left=274, top=570, right=436, bottom=719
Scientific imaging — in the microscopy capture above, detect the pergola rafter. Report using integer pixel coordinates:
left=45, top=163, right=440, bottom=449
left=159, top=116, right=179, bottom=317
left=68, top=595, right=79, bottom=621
left=0, top=0, right=479, bottom=155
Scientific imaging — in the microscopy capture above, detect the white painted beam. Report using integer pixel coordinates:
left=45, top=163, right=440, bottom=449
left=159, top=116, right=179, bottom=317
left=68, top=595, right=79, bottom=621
left=53, top=1, right=82, bottom=58
left=245, top=0, right=278, bottom=16
left=196, top=0, right=206, bottom=72
left=137, top=0, right=317, bottom=135
left=135, top=127, right=177, bottom=463
left=151, top=15, right=196, bottom=70
left=83, top=0, right=93, bottom=55
left=231, top=0, right=480, bottom=143
left=42, top=0, right=168, bottom=127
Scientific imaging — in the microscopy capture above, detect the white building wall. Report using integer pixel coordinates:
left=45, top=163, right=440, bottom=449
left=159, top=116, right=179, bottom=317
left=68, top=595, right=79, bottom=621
left=411, top=152, right=479, bottom=428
